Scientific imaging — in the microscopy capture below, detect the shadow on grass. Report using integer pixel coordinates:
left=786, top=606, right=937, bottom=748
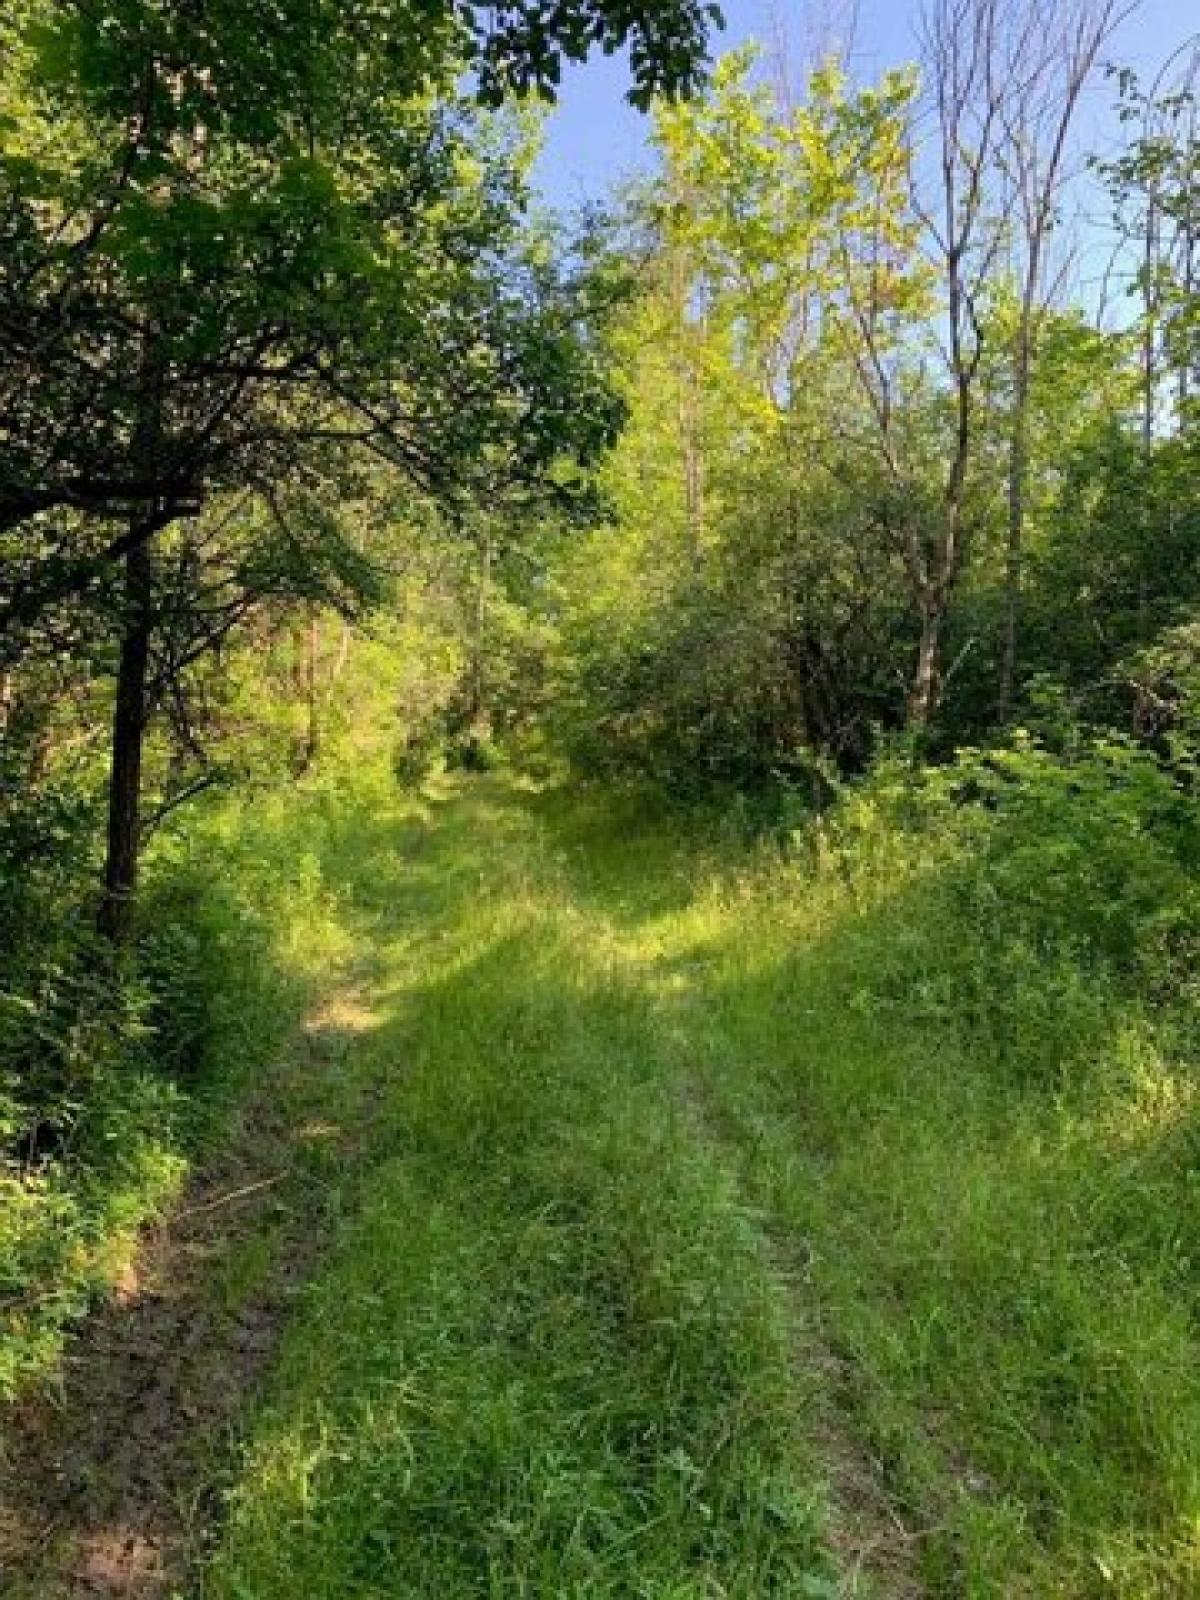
left=6, top=771, right=1196, bottom=1599
left=324, top=774, right=1200, bottom=1595
left=203, top=894, right=833, bottom=1600
left=503, top=777, right=723, bottom=930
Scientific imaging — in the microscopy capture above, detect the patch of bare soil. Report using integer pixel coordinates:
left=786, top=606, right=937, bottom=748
left=0, top=990, right=379, bottom=1599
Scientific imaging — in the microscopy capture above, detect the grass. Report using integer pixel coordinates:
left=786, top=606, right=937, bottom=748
left=678, top=862, right=1200, bottom=1597
left=203, top=778, right=832, bottom=1599
left=0, top=768, right=359, bottom=1400
left=202, top=765, right=1200, bottom=1598
left=9, top=758, right=1197, bottom=1596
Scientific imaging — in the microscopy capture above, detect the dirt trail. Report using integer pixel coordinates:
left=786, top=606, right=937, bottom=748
left=793, top=1292, right=926, bottom=1598
left=0, top=988, right=378, bottom=1599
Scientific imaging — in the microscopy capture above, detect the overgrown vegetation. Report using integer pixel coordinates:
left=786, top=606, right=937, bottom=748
left=3, top=0, right=1200, bottom=1593
left=194, top=765, right=1199, bottom=1596
left=0, top=0, right=716, bottom=1397
left=203, top=779, right=833, bottom=1599
left=0, top=765, right=363, bottom=1395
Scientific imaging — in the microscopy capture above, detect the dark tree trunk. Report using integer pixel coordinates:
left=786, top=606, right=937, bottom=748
left=97, top=534, right=153, bottom=946
left=289, top=606, right=321, bottom=776
left=469, top=533, right=491, bottom=732
left=304, top=606, right=320, bottom=768
left=910, top=564, right=952, bottom=732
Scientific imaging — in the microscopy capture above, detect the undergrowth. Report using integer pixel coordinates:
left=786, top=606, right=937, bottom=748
left=6, top=735, right=1198, bottom=1597
left=0, top=769, right=376, bottom=1399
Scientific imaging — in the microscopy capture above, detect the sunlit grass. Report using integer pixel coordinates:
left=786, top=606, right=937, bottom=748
left=205, top=774, right=831, bottom=1599
left=190, top=768, right=1199, bottom=1596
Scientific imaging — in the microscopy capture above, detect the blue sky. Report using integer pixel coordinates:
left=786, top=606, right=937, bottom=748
left=533, top=0, right=1199, bottom=211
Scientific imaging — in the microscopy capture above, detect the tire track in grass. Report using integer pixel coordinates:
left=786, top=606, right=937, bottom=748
left=2, top=774, right=921, bottom=1598
left=201, top=778, right=838, bottom=1598
left=672, top=1046, right=926, bottom=1600
left=498, top=776, right=928, bottom=1596
left=0, top=980, right=385, bottom=1600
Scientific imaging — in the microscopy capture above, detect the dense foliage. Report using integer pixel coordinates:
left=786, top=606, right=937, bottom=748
left=3, top=0, right=1200, bottom=1592
left=533, top=42, right=1200, bottom=789
left=0, top=0, right=717, bottom=1386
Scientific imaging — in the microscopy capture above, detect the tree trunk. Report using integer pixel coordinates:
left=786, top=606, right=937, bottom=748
left=290, top=606, right=321, bottom=774
left=998, top=324, right=1031, bottom=720
left=909, top=593, right=943, bottom=730
left=97, top=534, right=153, bottom=945
left=303, top=606, right=320, bottom=769
left=471, top=534, right=490, bottom=721
left=1141, top=191, right=1158, bottom=456
left=669, top=204, right=704, bottom=560
left=326, top=622, right=352, bottom=703
left=679, top=349, right=704, bottom=558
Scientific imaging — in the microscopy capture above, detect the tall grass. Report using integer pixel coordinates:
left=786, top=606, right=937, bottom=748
left=209, top=746, right=1200, bottom=1597
left=0, top=769, right=371, bottom=1399
left=8, top=737, right=1196, bottom=1595
left=651, top=741, right=1200, bottom=1595
left=205, top=780, right=832, bottom=1598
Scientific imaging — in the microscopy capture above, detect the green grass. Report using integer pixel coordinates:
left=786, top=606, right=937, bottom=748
left=0, top=769, right=362, bottom=1399
left=204, top=778, right=832, bottom=1599
left=14, top=758, right=1193, bottom=1595
left=200, top=767, right=1200, bottom=1597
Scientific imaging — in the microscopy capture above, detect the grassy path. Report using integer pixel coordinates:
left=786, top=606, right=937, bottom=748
left=200, top=776, right=845, bottom=1598
left=6, top=772, right=1198, bottom=1597
left=0, top=974, right=388, bottom=1597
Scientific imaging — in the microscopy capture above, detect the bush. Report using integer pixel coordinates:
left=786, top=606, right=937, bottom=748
left=393, top=725, right=443, bottom=788
left=447, top=731, right=500, bottom=773
left=819, top=733, right=1200, bottom=1085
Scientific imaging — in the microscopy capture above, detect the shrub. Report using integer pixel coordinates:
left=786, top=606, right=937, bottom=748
left=820, top=734, right=1200, bottom=1085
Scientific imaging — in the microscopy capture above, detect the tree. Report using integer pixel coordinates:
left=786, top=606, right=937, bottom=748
left=1102, top=41, right=1200, bottom=439
left=3, top=0, right=718, bottom=939
left=904, top=0, right=1010, bottom=727
left=546, top=53, right=929, bottom=786
left=994, top=0, right=1130, bottom=720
